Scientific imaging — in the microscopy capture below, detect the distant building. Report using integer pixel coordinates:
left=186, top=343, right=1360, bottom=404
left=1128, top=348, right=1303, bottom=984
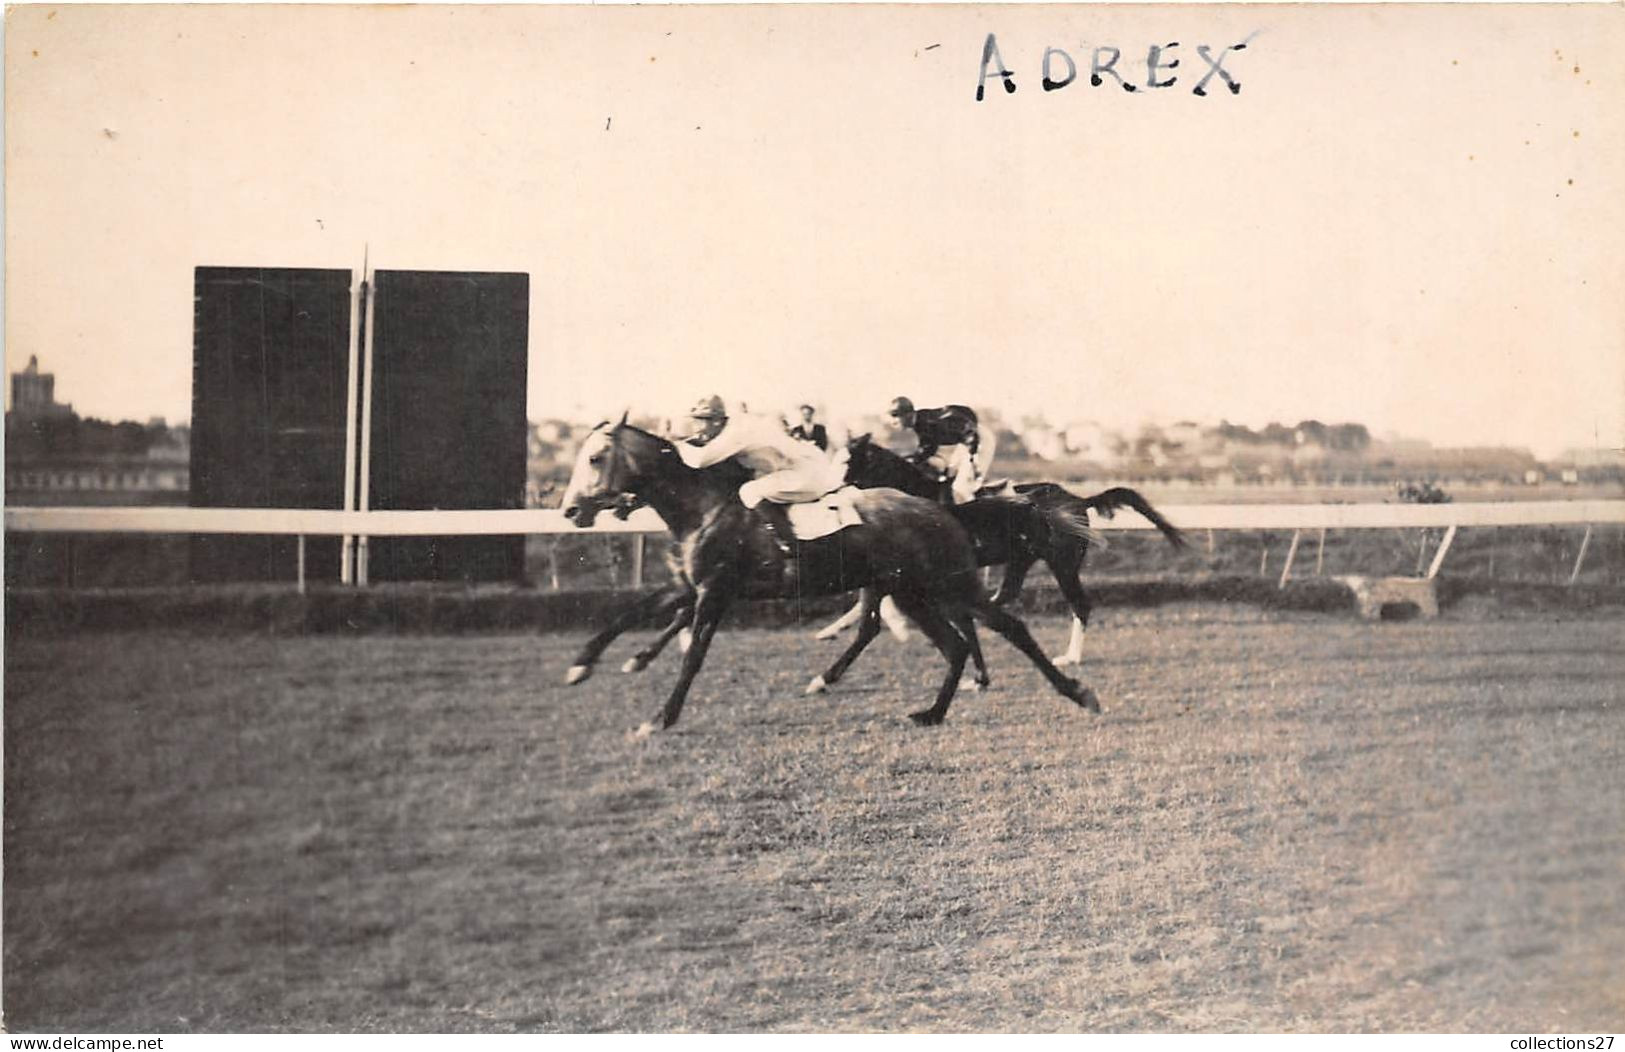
left=5, top=356, right=190, bottom=505
left=4, top=433, right=190, bottom=505
left=6, top=355, right=74, bottom=427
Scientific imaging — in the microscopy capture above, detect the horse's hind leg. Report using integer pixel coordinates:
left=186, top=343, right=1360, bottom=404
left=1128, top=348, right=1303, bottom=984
left=1058, top=615, right=1087, bottom=668
left=948, top=609, right=992, bottom=692
left=567, top=585, right=688, bottom=685
left=891, top=594, right=970, bottom=726
left=807, top=592, right=884, bottom=694
left=970, top=597, right=1100, bottom=713
left=1046, top=547, right=1094, bottom=667
left=989, top=550, right=1037, bottom=606
left=624, top=594, right=695, bottom=673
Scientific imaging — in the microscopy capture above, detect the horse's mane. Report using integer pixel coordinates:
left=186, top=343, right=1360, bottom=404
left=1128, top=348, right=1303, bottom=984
left=608, top=420, right=752, bottom=487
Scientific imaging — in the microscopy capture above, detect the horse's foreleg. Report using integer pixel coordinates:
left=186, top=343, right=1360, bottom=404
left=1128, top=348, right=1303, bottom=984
left=970, top=597, right=1100, bottom=713
left=641, top=587, right=732, bottom=734
left=566, top=586, right=687, bottom=685
left=623, top=595, right=695, bottom=673
left=808, top=594, right=884, bottom=694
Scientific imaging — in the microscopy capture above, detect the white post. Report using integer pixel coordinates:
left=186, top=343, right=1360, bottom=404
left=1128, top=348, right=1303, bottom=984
left=1568, top=524, right=1593, bottom=586
left=1425, top=523, right=1458, bottom=580
left=356, top=263, right=377, bottom=587
left=1278, top=529, right=1301, bottom=589
left=340, top=257, right=363, bottom=584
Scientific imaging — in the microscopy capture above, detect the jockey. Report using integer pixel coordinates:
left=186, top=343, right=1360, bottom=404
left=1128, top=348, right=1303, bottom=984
left=887, top=396, right=996, bottom=504
left=678, top=395, right=847, bottom=553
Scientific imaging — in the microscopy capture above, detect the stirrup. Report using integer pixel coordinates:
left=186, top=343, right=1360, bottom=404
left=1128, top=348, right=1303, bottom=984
left=754, top=507, right=793, bottom=554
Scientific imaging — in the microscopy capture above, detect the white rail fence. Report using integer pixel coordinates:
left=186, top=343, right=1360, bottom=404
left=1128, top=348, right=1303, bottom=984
left=7, top=500, right=1623, bottom=592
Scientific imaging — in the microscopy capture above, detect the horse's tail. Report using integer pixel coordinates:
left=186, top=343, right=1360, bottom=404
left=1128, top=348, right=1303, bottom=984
left=1075, top=487, right=1187, bottom=550
left=1032, top=498, right=1111, bottom=548
left=966, top=487, right=1113, bottom=548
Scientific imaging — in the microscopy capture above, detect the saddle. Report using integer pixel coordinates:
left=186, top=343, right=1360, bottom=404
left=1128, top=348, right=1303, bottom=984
left=783, top=487, right=865, bottom=540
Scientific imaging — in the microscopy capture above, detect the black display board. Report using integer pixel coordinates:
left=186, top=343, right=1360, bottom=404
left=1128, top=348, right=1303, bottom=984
left=363, top=270, right=530, bottom=583
left=189, top=267, right=351, bottom=583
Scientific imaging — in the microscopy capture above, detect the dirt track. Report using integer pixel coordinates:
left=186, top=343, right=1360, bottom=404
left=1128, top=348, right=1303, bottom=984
left=5, top=608, right=1623, bottom=1032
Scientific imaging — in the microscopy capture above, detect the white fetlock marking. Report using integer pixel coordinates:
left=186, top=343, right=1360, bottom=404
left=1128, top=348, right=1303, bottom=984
left=879, top=596, right=911, bottom=642
left=678, top=628, right=693, bottom=653
left=1059, top=616, right=1086, bottom=666
left=814, top=623, right=843, bottom=641
left=621, top=657, right=642, bottom=674
left=565, top=665, right=591, bottom=685
left=633, top=721, right=657, bottom=740
left=963, top=676, right=985, bottom=693
left=805, top=675, right=828, bottom=695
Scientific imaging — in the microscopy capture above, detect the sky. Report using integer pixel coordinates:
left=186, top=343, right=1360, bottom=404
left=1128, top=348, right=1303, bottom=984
left=5, top=4, right=1623, bottom=457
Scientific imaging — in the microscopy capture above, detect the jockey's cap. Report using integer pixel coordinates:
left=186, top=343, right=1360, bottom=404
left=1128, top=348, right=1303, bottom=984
left=690, top=394, right=728, bottom=420
left=888, top=396, right=914, bottom=417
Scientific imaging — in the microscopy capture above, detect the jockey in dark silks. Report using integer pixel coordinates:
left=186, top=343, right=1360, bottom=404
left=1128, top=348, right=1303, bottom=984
left=887, top=397, right=996, bottom=504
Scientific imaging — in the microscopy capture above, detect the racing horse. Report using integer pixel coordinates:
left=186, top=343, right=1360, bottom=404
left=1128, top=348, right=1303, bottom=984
left=825, top=434, right=1189, bottom=666
left=557, top=448, right=989, bottom=692
left=559, top=417, right=1099, bottom=730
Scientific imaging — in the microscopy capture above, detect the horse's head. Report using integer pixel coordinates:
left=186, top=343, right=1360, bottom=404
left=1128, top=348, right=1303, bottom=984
left=842, top=432, right=879, bottom=476
left=843, top=431, right=913, bottom=482
left=559, top=422, right=622, bottom=527
left=561, top=414, right=682, bottom=526
left=842, top=430, right=946, bottom=498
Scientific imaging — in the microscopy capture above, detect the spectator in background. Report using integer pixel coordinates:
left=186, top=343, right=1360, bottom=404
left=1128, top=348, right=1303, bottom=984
left=789, top=404, right=830, bottom=452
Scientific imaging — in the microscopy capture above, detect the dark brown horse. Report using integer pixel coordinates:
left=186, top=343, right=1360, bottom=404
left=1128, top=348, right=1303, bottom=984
left=834, top=434, right=1187, bottom=666
left=559, top=419, right=1098, bottom=730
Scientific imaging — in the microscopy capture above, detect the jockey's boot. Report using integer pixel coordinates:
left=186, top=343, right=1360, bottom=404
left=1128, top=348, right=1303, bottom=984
left=753, top=501, right=796, bottom=556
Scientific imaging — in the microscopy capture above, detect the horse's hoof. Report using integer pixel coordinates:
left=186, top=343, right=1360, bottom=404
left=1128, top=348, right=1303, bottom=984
left=908, top=709, right=945, bottom=727
left=633, top=721, right=658, bottom=739
left=1073, top=685, right=1101, bottom=713
left=621, top=657, right=646, bottom=674
left=565, top=665, right=592, bottom=685
left=963, top=676, right=986, bottom=693
left=814, top=626, right=842, bottom=641
left=678, top=629, right=694, bottom=653
left=805, top=675, right=828, bottom=695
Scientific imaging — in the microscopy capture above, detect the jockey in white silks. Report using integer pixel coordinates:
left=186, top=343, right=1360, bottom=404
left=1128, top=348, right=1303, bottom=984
left=676, top=395, right=847, bottom=553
